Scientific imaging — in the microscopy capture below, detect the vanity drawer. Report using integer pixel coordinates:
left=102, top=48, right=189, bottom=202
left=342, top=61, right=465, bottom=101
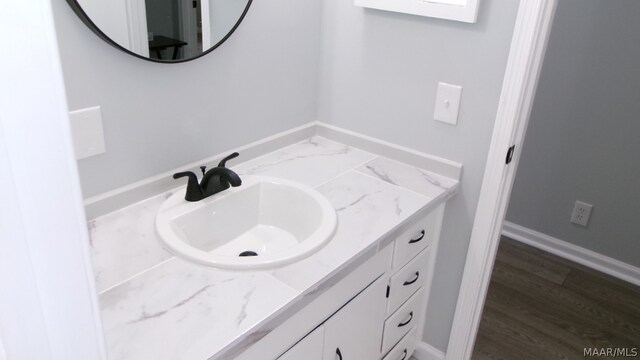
left=382, top=288, right=424, bottom=354
left=387, top=246, right=430, bottom=315
left=381, top=328, right=417, bottom=360
left=392, top=214, right=433, bottom=270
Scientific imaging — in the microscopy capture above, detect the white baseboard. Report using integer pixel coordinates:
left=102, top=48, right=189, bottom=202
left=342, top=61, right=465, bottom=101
left=412, top=341, right=445, bottom=360
left=502, top=221, right=640, bottom=287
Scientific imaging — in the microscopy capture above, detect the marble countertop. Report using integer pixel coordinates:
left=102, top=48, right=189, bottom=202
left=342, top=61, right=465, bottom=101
left=89, top=136, right=459, bottom=360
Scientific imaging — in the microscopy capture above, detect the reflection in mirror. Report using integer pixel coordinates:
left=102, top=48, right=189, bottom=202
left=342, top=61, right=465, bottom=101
left=71, top=0, right=251, bottom=62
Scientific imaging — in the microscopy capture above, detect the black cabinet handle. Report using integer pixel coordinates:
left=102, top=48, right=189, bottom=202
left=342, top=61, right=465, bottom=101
left=408, top=230, right=425, bottom=244
left=399, top=349, right=408, bottom=360
left=398, top=311, right=413, bottom=327
left=336, top=347, right=343, bottom=360
left=403, top=271, right=420, bottom=286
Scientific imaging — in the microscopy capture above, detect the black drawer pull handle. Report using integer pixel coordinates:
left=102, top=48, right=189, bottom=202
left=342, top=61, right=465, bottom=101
left=403, top=271, right=420, bottom=286
left=398, top=311, right=413, bottom=327
left=336, top=347, right=342, bottom=360
left=408, top=230, right=425, bottom=244
left=399, top=349, right=407, bottom=360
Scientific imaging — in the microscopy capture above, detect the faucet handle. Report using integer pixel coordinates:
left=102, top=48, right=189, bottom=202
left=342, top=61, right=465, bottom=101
left=173, top=171, right=196, bottom=180
left=218, top=152, right=239, bottom=168
left=173, top=171, right=204, bottom=202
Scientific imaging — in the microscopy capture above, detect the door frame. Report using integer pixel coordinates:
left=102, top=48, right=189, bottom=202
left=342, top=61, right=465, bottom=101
left=124, top=0, right=150, bottom=57
left=178, top=0, right=199, bottom=58
left=445, top=1, right=558, bottom=359
left=0, top=0, right=106, bottom=359
left=200, top=0, right=212, bottom=49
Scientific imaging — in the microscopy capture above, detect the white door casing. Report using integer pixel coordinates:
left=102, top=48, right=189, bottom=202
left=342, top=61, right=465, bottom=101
left=445, top=1, right=558, bottom=359
left=178, top=0, right=199, bottom=58
left=0, top=0, right=106, bottom=359
left=125, top=0, right=150, bottom=57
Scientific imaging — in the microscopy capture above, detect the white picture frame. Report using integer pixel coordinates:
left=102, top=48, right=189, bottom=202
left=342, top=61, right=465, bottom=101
left=354, top=0, right=480, bottom=23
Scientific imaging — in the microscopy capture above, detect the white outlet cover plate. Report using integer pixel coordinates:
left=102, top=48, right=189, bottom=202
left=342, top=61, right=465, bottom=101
left=69, top=106, right=106, bottom=160
left=570, top=201, right=593, bottom=227
left=434, top=82, right=462, bottom=125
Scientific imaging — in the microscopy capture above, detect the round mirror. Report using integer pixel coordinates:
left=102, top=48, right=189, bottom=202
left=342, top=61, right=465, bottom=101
left=66, top=0, right=252, bottom=63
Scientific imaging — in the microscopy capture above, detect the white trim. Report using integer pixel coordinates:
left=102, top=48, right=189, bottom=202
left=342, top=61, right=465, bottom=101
left=177, top=0, right=198, bottom=58
left=502, top=222, right=640, bottom=287
left=124, top=0, right=149, bottom=57
left=0, top=0, right=105, bottom=358
left=412, top=341, right=446, bottom=360
left=316, top=123, right=462, bottom=180
left=446, top=1, right=558, bottom=359
left=84, top=122, right=462, bottom=219
left=201, top=0, right=212, bottom=49
left=84, top=122, right=317, bottom=218
left=354, top=0, right=479, bottom=24
left=0, top=336, right=6, bottom=360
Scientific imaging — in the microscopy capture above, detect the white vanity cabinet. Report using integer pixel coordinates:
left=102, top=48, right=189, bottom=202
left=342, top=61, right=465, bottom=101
left=278, top=275, right=387, bottom=360
left=278, top=326, right=324, bottom=360
left=322, top=274, right=387, bottom=360
left=382, top=328, right=417, bottom=360
left=243, top=204, right=446, bottom=360
left=380, top=204, right=443, bottom=358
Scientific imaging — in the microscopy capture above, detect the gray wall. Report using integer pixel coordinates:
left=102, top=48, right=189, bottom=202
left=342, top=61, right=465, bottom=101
left=318, top=0, right=519, bottom=351
left=52, top=0, right=323, bottom=197
left=506, top=0, right=640, bottom=268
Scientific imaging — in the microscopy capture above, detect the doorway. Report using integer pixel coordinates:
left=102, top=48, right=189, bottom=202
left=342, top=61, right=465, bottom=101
left=474, top=0, right=640, bottom=358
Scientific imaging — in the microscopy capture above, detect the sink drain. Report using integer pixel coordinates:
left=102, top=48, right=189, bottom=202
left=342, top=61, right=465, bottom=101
left=238, top=250, right=258, bottom=257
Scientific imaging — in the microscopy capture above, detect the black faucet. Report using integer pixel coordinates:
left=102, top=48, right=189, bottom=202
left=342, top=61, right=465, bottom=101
left=173, top=152, right=242, bottom=202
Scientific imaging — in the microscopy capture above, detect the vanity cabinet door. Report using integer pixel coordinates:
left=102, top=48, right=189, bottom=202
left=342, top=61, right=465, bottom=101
left=278, top=325, right=324, bottom=360
left=322, top=275, right=387, bottom=360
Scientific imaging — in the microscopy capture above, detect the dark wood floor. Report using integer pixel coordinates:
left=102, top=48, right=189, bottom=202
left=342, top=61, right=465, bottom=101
left=472, top=237, right=640, bottom=360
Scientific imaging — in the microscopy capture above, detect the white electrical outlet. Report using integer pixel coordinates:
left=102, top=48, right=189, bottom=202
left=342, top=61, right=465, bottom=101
left=570, top=201, right=593, bottom=227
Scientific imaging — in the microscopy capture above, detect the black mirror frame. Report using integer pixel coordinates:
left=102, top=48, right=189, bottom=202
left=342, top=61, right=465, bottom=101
left=65, top=0, right=253, bottom=63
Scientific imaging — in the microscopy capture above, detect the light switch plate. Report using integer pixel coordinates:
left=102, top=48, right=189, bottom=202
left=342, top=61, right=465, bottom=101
left=69, top=106, right=106, bottom=160
left=434, top=82, right=462, bottom=125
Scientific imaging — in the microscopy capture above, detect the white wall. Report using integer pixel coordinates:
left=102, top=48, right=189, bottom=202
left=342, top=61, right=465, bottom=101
left=52, top=0, right=323, bottom=198
left=318, top=0, right=519, bottom=351
left=506, top=0, right=640, bottom=268
left=1, top=0, right=105, bottom=358
left=0, top=337, right=6, bottom=360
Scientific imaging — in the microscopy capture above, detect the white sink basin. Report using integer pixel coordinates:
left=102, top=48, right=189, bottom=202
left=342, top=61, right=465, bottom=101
left=156, top=176, right=337, bottom=270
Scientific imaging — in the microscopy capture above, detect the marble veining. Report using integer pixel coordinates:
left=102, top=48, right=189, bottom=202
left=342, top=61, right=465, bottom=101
left=90, top=136, right=459, bottom=360
left=89, top=190, right=175, bottom=292
left=100, top=258, right=298, bottom=360
left=356, top=156, right=459, bottom=200
left=233, top=137, right=376, bottom=188
left=270, top=171, right=429, bottom=292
